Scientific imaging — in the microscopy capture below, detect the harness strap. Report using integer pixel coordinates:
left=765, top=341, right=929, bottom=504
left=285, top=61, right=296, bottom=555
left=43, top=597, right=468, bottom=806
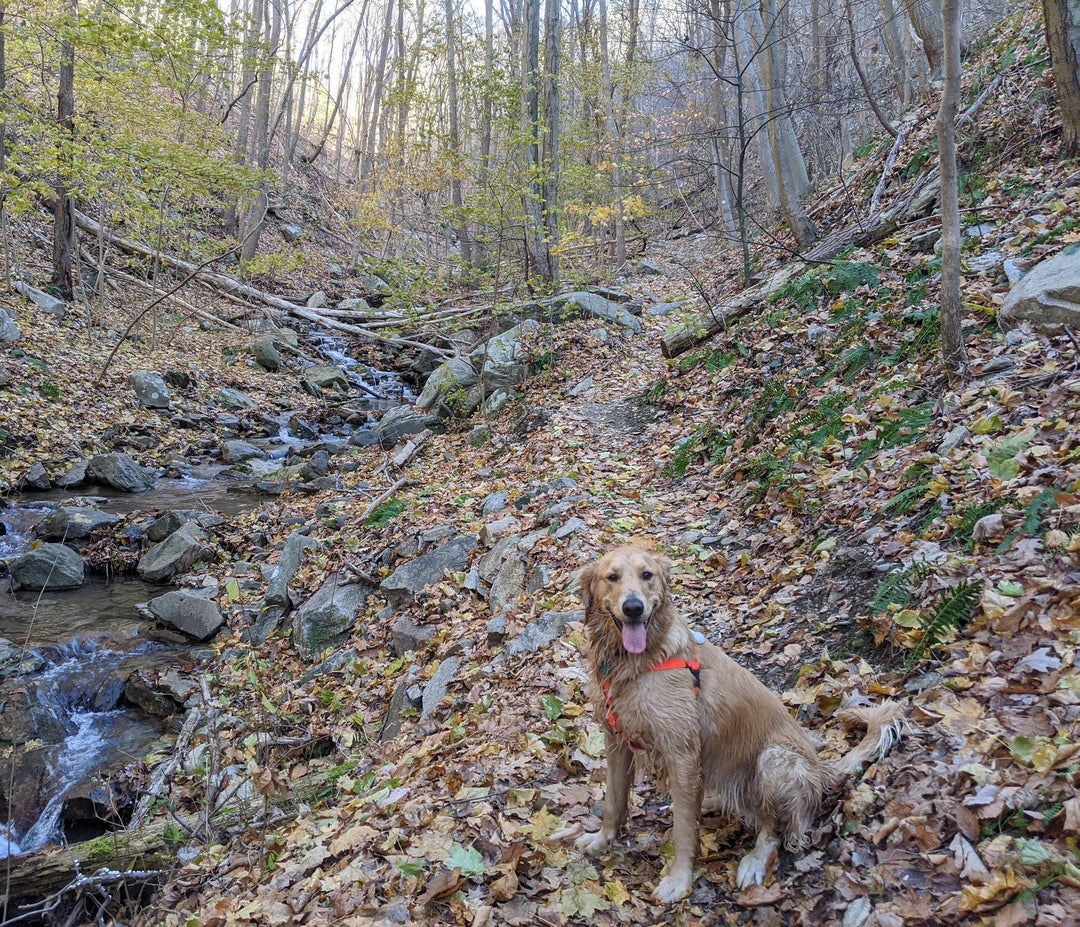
left=602, top=648, right=701, bottom=750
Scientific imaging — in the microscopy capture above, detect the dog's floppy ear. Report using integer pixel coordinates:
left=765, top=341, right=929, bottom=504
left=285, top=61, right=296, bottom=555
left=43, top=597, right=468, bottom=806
left=577, top=563, right=596, bottom=613
left=653, top=552, right=672, bottom=599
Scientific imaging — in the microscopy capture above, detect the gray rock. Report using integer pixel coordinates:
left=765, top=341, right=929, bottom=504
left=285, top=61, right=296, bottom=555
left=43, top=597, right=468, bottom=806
left=980, top=355, right=1017, bottom=378
left=0, top=308, right=20, bottom=343
left=375, top=406, right=442, bottom=448
left=482, top=389, right=511, bottom=416
left=481, top=491, right=509, bottom=516
left=380, top=668, right=421, bottom=741
left=486, top=615, right=508, bottom=646
left=416, top=357, right=479, bottom=415
left=480, top=516, right=520, bottom=546
left=390, top=614, right=436, bottom=655
left=477, top=536, right=518, bottom=584
left=263, top=532, right=319, bottom=611
left=215, top=387, right=258, bottom=411
left=145, top=510, right=202, bottom=543
left=0, top=637, right=45, bottom=677
left=911, top=229, right=940, bottom=253
left=1000, top=245, right=1080, bottom=329
left=281, top=222, right=303, bottom=242
left=965, top=251, right=1004, bottom=275
left=15, top=281, right=67, bottom=319
left=40, top=506, right=120, bottom=541
left=306, top=290, right=328, bottom=309
left=555, top=516, right=587, bottom=539
left=807, top=323, right=831, bottom=344
left=252, top=335, right=282, bottom=372
left=221, top=439, right=264, bottom=464
left=19, top=462, right=51, bottom=491
left=498, top=610, right=582, bottom=661
left=556, top=292, right=643, bottom=333
left=638, top=260, right=664, bottom=275
left=965, top=222, right=996, bottom=239
left=54, top=458, right=89, bottom=489
left=0, top=365, right=11, bottom=387
left=338, top=296, right=372, bottom=313
left=301, top=364, right=350, bottom=396
left=467, top=424, right=491, bottom=446
left=292, top=574, right=371, bottom=660
left=88, top=453, right=153, bottom=493
left=489, top=554, right=527, bottom=614
left=137, top=523, right=216, bottom=582
left=380, top=536, right=478, bottom=606
left=568, top=376, right=594, bottom=398
left=647, top=301, right=683, bottom=317
left=357, top=273, right=391, bottom=297
left=147, top=590, right=225, bottom=641
left=420, top=656, right=461, bottom=720
left=129, top=370, right=171, bottom=410
left=10, top=543, right=85, bottom=590
left=1003, top=259, right=1027, bottom=284
left=298, top=647, right=360, bottom=686
left=472, top=319, right=542, bottom=388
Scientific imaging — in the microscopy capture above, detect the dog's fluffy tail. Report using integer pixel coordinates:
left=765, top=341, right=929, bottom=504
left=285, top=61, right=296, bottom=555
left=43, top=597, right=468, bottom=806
left=824, top=701, right=905, bottom=787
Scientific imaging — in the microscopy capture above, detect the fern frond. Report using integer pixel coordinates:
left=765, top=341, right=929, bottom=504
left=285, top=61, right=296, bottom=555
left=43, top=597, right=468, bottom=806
left=907, top=580, right=979, bottom=667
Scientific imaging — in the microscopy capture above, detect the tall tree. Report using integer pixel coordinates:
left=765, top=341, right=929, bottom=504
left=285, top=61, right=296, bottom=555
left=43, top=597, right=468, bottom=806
left=1044, top=0, right=1080, bottom=155
left=443, top=0, right=473, bottom=270
left=52, top=0, right=77, bottom=300
left=937, top=0, right=966, bottom=374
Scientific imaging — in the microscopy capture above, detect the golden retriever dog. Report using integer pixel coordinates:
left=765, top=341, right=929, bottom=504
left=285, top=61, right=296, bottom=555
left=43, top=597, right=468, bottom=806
left=574, top=544, right=903, bottom=902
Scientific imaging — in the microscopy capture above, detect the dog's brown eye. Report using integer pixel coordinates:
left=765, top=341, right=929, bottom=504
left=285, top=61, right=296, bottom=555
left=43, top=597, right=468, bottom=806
left=642, top=570, right=653, bottom=581
left=607, top=572, right=619, bottom=582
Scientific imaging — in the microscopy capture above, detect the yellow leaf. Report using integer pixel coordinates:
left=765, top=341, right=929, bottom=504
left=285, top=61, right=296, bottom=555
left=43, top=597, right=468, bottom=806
left=604, top=879, right=630, bottom=905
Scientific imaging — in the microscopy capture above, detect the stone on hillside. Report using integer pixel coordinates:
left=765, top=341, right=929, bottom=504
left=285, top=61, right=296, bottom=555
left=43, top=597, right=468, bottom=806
left=88, top=453, right=153, bottom=493
left=262, top=532, right=319, bottom=610
left=0, top=308, right=20, bottom=343
left=965, top=251, right=1004, bottom=275
left=638, top=260, right=664, bottom=275
left=307, top=290, right=328, bottom=309
left=480, top=516, right=520, bottom=546
left=41, top=506, right=120, bottom=541
left=375, top=406, right=442, bottom=448
left=467, top=425, right=490, bottom=446
left=137, top=523, right=216, bottom=582
left=301, top=364, right=350, bottom=396
left=215, top=387, right=258, bottom=411
left=300, top=449, right=331, bottom=480
left=416, top=357, right=479, bottom=415
left=1000, top=246, right=1080, bottom=329
left=481, top=491, right=509, bottom=516
left=477, top=536, right=518, bottom=584
left=0, top=365, right=12, bottom=387
left=146, top=590, right=224, bottom=641
left=281, top=222, right=303, bottom=242
left=129, top=370, right=171, bottom=410
left=221, top=439, right=264, bottom=464
left=15, top=281, right=67, bottom=320
left=557, top=291, right=642, bottom=333
left=145, top=510, right=202, bottom=543
left=472, top=319, right=541, bottom=388
left=19, top=462, right=51, bottom=491
left=380, top=535, right=478, bottom=606
left=648, top=301, right=683, bottom=317
left=390, top=614, right=436, bottom=655
left=292, top=574, right=371, bottom=660
left=482, top=389, right=511, bottom=416
left=357, top=273, right=391, bottom=297
left=488, top=554, right=527, bottom=614
left=420, top=656, right=461, bottom=721
left=252, top=335, right=282, bottom=371
left=10, top=543, right=85, bottom=591
left=338, top=296, right=372, bottom=313
left=497, top=609, right=581, bottom=662
left=55, top=458, right=89, bottom=489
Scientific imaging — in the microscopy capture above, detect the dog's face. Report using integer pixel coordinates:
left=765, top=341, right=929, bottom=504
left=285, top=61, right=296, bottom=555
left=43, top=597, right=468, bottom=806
left=579, top=545, right=670, bottom=655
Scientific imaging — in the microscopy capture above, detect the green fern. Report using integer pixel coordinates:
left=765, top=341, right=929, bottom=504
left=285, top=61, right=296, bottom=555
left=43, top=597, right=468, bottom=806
left=907, top=580, right=979, bottom=667
left=871, top=561, right=934, bottom=614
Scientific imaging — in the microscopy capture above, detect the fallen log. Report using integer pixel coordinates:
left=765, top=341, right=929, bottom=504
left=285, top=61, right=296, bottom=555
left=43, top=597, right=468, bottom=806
left=659, top=171, right=941, bottom=358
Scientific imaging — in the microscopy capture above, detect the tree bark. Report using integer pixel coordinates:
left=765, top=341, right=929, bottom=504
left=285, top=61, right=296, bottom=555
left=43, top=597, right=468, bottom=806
left=443, top=0, right=472, bottom=270
left=51, top=0, right=77, bottom=300
left=937, top=0, right=966, bottom=373
left=905, top=0, right=945, bottom=80
left=1044, top=0, right=1080, bottom=156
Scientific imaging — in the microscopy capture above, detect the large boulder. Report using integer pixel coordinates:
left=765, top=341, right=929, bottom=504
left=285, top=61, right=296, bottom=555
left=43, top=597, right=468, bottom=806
left=416, top=358, right=479, bottom=416
left=252, top=335, right=282, bottom=371
left=1000, top=246, right=1080, bottom=329
left=471, top=319, right=541, bottom=388
left=221, top=439, right=264, bottom=464
left=129, top=370, right=171, bottom=410
left=554, top=291, right=643, bottom=333
left=88, top=453, right=153, bottom=493
left=301, top=364, right=350, bottom=396
left=15, top=281, right=66, bottom=320
left=263, top=532, right=319, bottom=609
left=146, top=590, right=225, bottom=641
left=10, top=543, right=85, bottom=590
left=214, top=387, right=258, bottom=411
left=375, top=406, right=441, bottom=448
left=137, top=523, right=216, bottom=582
left=292, top=574, right=371, bottom=660
left=0, top=308, right=20, bottom=343
left=40, top=506, right=121, bottom=541
left=55, top=458, right=89, bottom=489
left=380, top=535, right=478, bottom=607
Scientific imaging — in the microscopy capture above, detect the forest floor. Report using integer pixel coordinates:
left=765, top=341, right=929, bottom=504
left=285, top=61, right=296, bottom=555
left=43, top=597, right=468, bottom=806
left=1, top=10, right=1079, bottom=926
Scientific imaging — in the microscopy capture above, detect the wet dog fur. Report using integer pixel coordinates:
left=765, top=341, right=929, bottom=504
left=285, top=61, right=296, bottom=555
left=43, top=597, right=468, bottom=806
left=574, top=544, right=903, bottom=902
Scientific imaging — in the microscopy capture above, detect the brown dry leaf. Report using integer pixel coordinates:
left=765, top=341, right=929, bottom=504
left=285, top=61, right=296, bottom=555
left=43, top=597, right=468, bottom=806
left=736, top=884, right=784, bottom=907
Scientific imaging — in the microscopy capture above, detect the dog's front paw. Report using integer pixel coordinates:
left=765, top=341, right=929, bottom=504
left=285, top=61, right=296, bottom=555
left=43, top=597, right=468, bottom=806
left=736, top=854, right=767, bottom=889
left=653, top=869, right=692, bottom=903
left=575, top=829, right=614, bottom=857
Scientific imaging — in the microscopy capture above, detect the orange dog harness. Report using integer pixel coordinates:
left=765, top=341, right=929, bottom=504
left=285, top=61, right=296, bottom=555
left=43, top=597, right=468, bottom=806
left=602, top=650, right=701, bottom=750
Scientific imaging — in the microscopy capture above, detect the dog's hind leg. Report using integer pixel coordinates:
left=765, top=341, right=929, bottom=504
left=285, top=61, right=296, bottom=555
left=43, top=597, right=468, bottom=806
left=736, top=828, right=780, bottom=888
left=576, top=734, right=633, bottom=856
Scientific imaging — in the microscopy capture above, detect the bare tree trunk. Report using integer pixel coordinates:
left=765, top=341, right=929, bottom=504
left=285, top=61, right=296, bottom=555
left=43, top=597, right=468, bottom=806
left=1044, top=0, right=1080, bottom=156
left=598, top=0, right=625, bottom=266
left=937, top=0, right=965, bottom=374
left=878, top=0, right=913, bottom=105
left=225, top=0, right=259, bottom=237
left=475, top=0, right=494, bottom=267
left=521, top=0, right=553, bottom=285
left=307, top=13, right=365, bottom=163
left=844, top=0, right=897, bottom=135
left=443, top=0, right=473, bottom=270
left=542, top=0, right=561, bottom=280
left=359, top=0, right=394, bottom=191
left=906, top=0, right=945, bottom=80
left=52, top=0, right=77, bottom=300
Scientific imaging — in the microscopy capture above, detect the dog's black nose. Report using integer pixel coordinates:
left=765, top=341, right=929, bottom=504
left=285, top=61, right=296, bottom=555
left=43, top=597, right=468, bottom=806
left=622, top=597, right=645, bottom=621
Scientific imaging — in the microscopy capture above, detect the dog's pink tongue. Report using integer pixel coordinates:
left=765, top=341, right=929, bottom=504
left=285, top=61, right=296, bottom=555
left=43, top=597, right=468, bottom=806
left=622, top=623, right=647, bottom=654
